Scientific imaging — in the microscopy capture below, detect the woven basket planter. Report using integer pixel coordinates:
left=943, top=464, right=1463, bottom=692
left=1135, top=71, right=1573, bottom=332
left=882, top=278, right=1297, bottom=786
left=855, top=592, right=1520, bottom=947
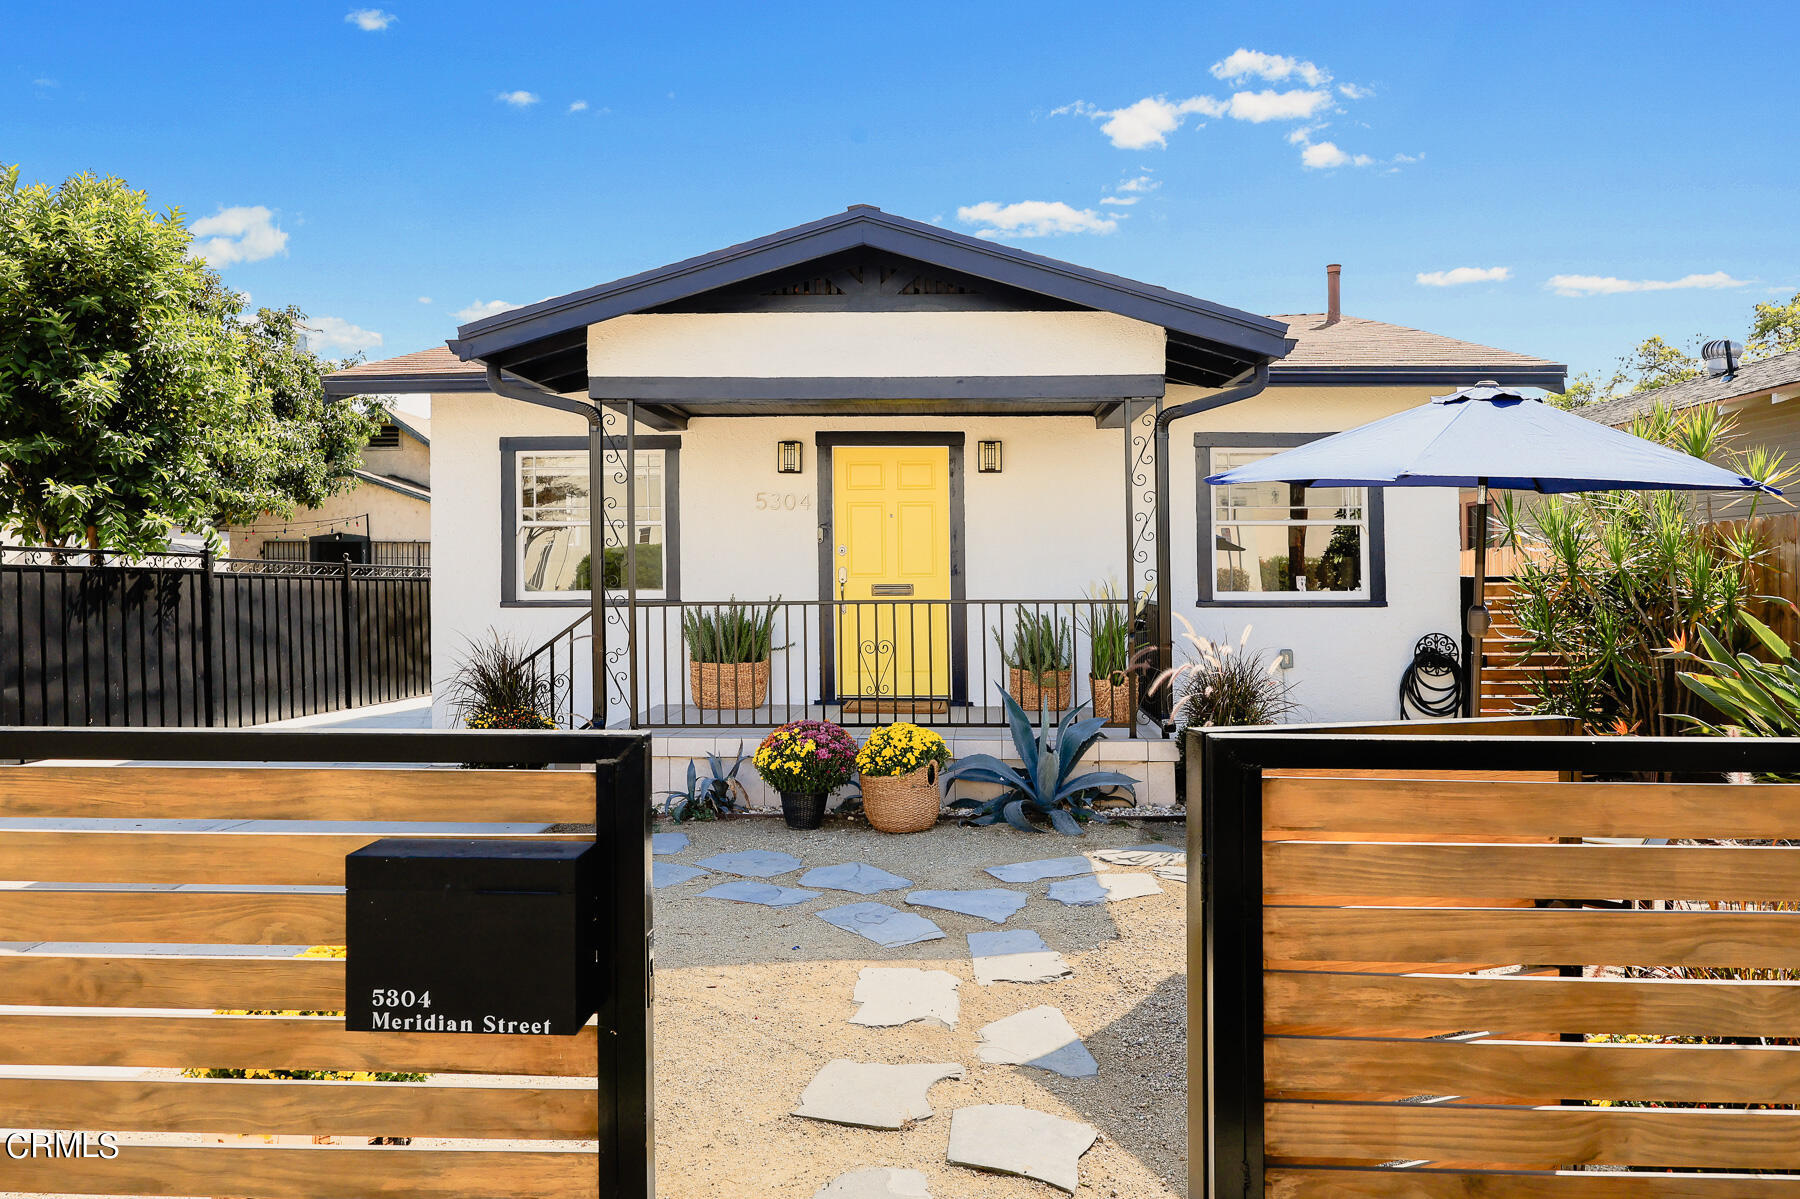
left=689, top=659, right=771, bottom=710
left=860, top=762, right=942, bottom=834
left=1090, top=672, right=1138, bottom=727
left=1008, top=667, right=1071, bottom=713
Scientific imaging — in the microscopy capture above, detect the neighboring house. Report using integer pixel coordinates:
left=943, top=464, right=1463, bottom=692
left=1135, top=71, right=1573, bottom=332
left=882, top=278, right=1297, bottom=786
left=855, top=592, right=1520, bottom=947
left=223, top=406, right=432, bottom=565
left=1580, top=347, right=1800, bottom=521
left=325, top=206, right=1562, bottom=803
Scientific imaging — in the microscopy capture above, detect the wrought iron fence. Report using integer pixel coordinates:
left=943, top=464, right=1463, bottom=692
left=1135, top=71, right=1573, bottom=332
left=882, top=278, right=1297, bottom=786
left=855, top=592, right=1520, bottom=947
left=523, top=597, right=1161, bottom=732
left=1, top=546, right=429, bottom=727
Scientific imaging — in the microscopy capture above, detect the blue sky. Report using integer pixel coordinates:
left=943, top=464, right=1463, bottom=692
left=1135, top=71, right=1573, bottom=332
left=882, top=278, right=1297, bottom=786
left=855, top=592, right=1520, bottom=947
left=8, top=0, right=1796, bottom=388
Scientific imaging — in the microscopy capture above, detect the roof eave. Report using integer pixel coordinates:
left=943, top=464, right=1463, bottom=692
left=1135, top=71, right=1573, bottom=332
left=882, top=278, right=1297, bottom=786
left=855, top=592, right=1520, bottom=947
left=1269, top=364, right=1569, bottom=392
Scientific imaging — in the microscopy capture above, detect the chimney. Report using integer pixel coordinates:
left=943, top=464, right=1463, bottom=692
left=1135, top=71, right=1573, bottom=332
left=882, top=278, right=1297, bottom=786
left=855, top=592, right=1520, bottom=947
left=1325, top=263, right=1342, bottom=325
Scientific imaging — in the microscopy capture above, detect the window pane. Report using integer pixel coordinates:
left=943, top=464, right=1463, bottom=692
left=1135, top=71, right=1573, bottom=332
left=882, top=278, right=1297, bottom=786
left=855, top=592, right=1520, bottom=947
left=601, top=524, right=664, bottom=591
left=1215, top=523, right=1364, bottom=594
left=519, top=523, right=591, bottom=593
left=520, top=455, right=588, bottom=523
left=1213, top=448, right=1363, bottom=521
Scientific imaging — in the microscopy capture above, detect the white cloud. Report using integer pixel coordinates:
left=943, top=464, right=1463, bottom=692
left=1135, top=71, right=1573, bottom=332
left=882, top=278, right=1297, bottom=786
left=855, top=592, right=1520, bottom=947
left=496, top=90, right=539, bottom=108
left=1081, top=95, right=1224, bottom=149
left=567, top=100, right=589, bottom=113
left=1417, top=266, right=1512, bottom=287
left=1227, top=88, right=1332, bottom=123
left=417, top=296, right=432, bottom=304
left=344, top=9, right=396, bottom=31
left=1210, top=49, right=1330, bottom=88
left=189, top=206, right=288, bottom=267
left=956, top=201, right=1118, bottom=239
left=454, top=299, right=521, bottom=323
left=1298, top=141, right=1371, bottom=169
left=304, top=316, right=383, bottom=353
left=1100, top=196, right=1140, bottom=206
left=1102, top=174, right=1161, bottom=205
left=32, top=77, right=57, bottom=88
left=1338, top=82, right=1373, bottom=100
left=1547, top=271, right=1750, bottom=298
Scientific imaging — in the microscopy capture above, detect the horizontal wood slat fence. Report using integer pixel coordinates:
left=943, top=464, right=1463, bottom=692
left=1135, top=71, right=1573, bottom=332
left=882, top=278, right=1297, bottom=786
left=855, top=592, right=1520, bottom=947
left=0, top=726, right=653, bottom=1199
left=1194, top=720, right=1800, bottom=1197
left=1, top=547, right=428, bottom=728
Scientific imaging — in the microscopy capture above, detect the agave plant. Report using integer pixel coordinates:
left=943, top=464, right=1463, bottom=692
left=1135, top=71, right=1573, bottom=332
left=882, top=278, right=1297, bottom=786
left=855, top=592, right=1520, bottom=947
left=941, top=685, right=1137, bottom=835
left=659, top=747, right=750, bottom=822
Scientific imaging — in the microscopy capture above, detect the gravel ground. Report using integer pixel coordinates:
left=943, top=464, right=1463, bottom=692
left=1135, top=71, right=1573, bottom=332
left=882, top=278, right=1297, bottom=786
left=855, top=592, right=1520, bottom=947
left=653, top=813, right=1189, bottom=1198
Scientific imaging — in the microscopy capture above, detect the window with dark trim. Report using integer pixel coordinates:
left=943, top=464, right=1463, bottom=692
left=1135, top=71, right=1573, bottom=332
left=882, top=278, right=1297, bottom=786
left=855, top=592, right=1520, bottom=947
left=498, top=436, right=680, bottom=606
left=1195, top=432, right=1386, bottom=607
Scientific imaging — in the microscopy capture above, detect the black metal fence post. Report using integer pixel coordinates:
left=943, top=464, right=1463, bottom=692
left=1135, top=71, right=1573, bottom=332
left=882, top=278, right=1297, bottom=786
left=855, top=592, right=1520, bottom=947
left=339, top=557, right=356, bottom=709
left=198, top=548, right=217, bottom=727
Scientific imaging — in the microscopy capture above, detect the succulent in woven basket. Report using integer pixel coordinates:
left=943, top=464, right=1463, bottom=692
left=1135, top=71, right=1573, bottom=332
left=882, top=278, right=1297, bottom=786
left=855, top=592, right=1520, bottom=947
left=855, top=722, right=951, bottom=778
left=752, top=719, right=858, bottom=794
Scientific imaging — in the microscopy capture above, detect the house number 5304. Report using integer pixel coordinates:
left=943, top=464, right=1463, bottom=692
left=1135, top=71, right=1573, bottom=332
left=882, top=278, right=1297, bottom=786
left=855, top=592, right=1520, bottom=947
left=754, top=492, right=811, bottom=511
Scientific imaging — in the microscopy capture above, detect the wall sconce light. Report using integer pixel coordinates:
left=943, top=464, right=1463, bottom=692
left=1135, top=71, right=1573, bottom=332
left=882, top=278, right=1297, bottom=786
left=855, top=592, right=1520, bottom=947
left=776, top=441, right=803, bottom=473
left=978, top=440, right=1003, bottom=473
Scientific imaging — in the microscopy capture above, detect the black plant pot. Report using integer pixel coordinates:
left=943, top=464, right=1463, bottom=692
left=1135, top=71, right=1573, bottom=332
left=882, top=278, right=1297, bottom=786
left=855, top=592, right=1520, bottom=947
left=780, top=790, right=827, bottom=830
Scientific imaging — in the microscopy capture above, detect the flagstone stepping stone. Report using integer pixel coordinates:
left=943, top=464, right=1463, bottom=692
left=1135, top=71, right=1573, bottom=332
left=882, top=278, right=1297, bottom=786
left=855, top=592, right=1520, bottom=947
left=812, top=1168, right=931, bottom=1198
left=1091, top=844, right=1183, bottom=868
left=818, top=902, right=945, bottom=948
left=947, top=1104, right=1098, bottom=1193
left=1046, top=872, right=1163, bottom=907
left=968, top=930, right=1071, bottom=985
left=696, top=849, right=802, bottom=878
left=1154, top=864, right=1188, bottom=884
left=700, top=880, right=821, bottom=908
left=976, top=1006, right=1098, bottom=1078
left=905, top=888, right=1027, bottom=924
left=793, top=1060, right=965, bottom=1129
left=651, top=861, right=708, bottom=889
left=850, top=967, right=960, bottom=1028
left=984, top=856, right=1095, bottom=883
left=651, top=832, right=690, bottom=855
left=800, top=862, right=913, bottom=894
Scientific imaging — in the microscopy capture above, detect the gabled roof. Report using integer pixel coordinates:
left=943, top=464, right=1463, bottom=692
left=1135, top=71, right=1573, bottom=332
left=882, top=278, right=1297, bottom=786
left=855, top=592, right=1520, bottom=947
left=1266, top=314, right=1566, bottom=390
left=1579, top=348, right=1800, bottom=427
left=352, top=468, right=430, bottom=503
left=444, top=205, right=1296, bottom=393
left=327, top=313, right=1566, bottom=397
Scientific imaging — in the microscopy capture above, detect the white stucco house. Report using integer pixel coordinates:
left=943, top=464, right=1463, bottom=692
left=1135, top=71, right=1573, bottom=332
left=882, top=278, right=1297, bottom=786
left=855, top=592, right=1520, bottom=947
left=327, top=206, right=1563, bottom=803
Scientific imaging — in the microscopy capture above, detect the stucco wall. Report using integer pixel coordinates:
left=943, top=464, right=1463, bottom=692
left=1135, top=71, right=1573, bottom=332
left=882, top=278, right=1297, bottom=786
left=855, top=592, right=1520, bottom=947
left=225, top=477, right=429, bottom=561
left=430, top=381, right=1459, bottom=729
left=588, top=311, right=1164, bottom=378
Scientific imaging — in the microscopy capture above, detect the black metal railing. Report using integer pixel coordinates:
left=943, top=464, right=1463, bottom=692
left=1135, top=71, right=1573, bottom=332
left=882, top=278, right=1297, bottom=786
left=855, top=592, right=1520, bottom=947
left=523, top=597, right=1159, bottom=732
left=1, top=546, right=429, bottom=727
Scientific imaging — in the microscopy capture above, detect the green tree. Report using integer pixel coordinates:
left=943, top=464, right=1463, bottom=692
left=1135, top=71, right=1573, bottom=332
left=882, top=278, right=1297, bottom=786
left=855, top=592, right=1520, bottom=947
left=1556, top=289, right=1800, bottom=410
left=0, top=165, right=375, bottom=553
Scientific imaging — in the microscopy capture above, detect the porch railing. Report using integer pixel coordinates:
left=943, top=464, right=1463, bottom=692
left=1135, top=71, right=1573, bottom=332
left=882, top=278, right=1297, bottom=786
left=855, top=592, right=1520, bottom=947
left=522, top=598, right=1166, bottom=732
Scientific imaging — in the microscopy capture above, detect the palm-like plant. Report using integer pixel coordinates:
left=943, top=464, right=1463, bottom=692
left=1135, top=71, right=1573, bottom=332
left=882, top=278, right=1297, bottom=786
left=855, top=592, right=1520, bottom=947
left=1495, top=401, right=1795, bottom=735
left=941, top=685, right=1137, bottom=835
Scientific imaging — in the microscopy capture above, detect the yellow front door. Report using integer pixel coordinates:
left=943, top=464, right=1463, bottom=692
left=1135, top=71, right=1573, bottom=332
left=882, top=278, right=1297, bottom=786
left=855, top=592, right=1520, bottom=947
left=832, top=445, right=953, bottom=700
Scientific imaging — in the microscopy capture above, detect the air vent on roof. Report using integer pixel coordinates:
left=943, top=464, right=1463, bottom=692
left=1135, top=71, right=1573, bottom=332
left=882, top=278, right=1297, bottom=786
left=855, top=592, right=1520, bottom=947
left=1702, top=339, right=1743, bottom=379
left=368, top=424, right=402, bottom=449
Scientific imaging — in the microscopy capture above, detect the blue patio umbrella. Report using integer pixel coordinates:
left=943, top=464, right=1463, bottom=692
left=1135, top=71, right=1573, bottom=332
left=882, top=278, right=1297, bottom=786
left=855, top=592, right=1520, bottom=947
left=1204, top=380, right=1779, bottom=710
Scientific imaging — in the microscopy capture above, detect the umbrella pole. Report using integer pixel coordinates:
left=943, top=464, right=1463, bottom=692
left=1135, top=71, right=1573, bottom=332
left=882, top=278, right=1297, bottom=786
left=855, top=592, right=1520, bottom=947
left=1466, top=482, right=1490, bottom=716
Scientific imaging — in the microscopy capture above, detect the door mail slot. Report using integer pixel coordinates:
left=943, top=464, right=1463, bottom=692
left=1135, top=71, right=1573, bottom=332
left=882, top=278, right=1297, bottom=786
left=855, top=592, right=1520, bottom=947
left=869, top=583, right=914, bottom=597
left=345, top=838, right=598, bottom=1035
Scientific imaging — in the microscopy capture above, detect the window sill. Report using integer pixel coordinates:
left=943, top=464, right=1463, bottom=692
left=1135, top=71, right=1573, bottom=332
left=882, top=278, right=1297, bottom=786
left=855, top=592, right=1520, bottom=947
left=1196, top=597, right=1387, bottom=609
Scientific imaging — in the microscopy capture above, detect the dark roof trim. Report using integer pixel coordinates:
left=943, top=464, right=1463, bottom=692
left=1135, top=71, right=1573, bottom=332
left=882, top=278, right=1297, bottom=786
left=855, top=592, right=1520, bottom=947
left=1267, top=364, right=1568, bottom=392
left=447, top=207, right=1294, bottom=366
left=585, top=373, right=1165, bottom=402
left=352, top=469, right=431, bottom=502
left=325, top=372, right=489, bottom=397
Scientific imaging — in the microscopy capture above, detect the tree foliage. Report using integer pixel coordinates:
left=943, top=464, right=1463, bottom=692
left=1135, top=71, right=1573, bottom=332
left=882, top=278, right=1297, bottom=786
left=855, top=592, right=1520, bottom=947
left=1555, top=291, right=1800, bottom=410
left=1497, top=403, right=1795, bottom=735
left=0, top=165, right=376, bottom=553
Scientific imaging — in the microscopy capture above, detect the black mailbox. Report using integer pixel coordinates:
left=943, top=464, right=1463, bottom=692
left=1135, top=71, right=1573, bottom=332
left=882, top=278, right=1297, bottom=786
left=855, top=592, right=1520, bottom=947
left=345, top=838, right=598, bottom=1035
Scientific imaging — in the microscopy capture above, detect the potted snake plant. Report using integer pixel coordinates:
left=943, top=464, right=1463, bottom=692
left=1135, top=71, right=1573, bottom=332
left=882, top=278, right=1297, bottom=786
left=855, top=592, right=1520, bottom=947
left=996, top=609, right=1072, bottom=713
left=684, top=598, right=782, bottom=710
